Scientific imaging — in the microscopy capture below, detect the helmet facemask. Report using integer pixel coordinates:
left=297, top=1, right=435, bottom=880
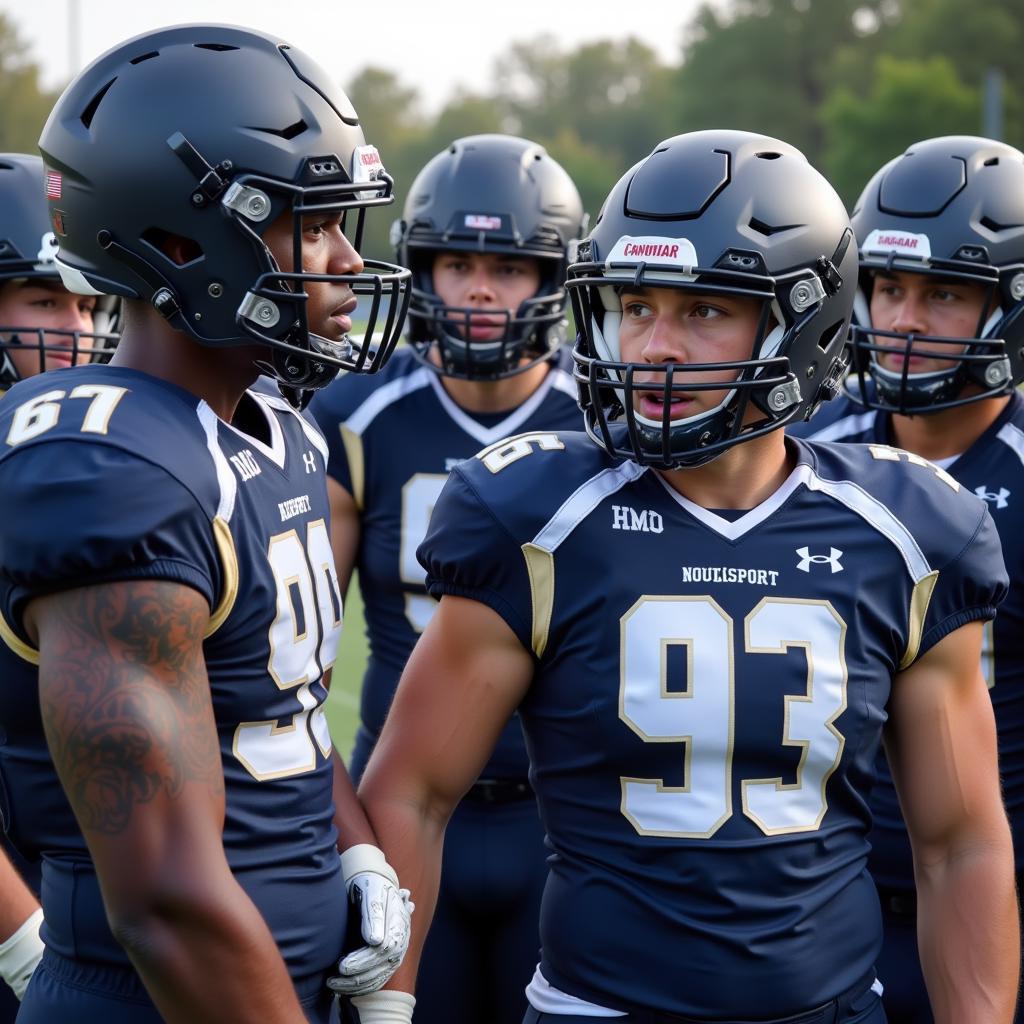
left=98, top=147, right=412, bottom=393
left=0, top=280, right=120, bottom=389
left=394, top=135, right=585, bottom=381
left=846, top=136, right=1024, bottom=414
left=402, top=239, right=570, bottom=381
left=847, top=263, right=1012, bottom=414
left=569, top=254, right=843, bottom=469
left=0, top=321, right=119, bottom=389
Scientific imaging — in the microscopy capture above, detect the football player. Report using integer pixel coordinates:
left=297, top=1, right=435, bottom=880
left=0, top=25, right=414, bottom=1024
left=0, top=154, right=119, bottom=392
left=789, top=135, right=1024, bottom=1023
left=357, top=130, right=1018, bottom=1023
left=309, top=134, right=585, bottom=1024
left=0, top=152, right=121, bottom=1018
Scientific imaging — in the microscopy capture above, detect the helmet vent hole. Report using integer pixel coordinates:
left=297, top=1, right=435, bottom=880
left=980, top=215, right=1019, bottom=232
left=194, top=43, right=239, bottom=52
left=748, top=217, right=799, bottom=237
left=80, top=77, right=116, bottom=129
left=984, top=157, right=1000, bottom=167
left=141, top=227, right=204, bottom=267
left=250, top=119, right=308, bottom=140
left=129, top=51, right=159, bottom=65
left=817, top=319, right=845, bottom=352
left=756, top=151, right=782, bottom=160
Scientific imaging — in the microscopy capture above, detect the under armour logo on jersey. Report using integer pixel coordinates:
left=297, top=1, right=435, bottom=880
left=303, top=451, right=318, bottom=474
left=796, top=546, right=843, bottom=573
left=229, top=449, right=261, bottom=482
left=611, top=505, right=664, bottom=533
left=974, top=485, right=1010, bottom=509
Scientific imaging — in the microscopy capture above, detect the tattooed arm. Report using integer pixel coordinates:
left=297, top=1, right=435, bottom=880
left=25, top=579, right=308, bottom=1023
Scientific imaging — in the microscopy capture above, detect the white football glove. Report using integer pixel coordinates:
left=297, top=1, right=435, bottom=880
left=329, top=845, right=414, bottom=996
left=0, top=908, right=43, bottom=1000
left=348, top=990, right=415, bottom=1023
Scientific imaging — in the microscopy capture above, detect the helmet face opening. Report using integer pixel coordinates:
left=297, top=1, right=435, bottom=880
left=569, top=261, right=826, bottom=468
left=848, top=136, right=1024, bottom=414
left=38, top=25, right=412, bottom=393
left=394, top=135, right=585, bottom=381
left=406, top=284, right=568, bottom=381
left=226, top=171, right=412, bottom=390
left=568, top=130, right=857, bottom=469
left=847, top=263, right=1011, bottom=414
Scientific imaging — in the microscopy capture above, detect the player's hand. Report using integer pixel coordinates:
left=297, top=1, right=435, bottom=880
left=329, top=845, right=414, bottom=996
left=347, top=990, right=415, bottom=1023
left=0, top=908, right=44, bottom=1000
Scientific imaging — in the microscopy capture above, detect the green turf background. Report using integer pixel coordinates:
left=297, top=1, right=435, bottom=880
left=325, top=577, right=367, bottom=763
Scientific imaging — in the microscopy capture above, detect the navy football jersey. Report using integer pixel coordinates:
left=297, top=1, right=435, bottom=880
left=310, top=347, right=581, bottom=777
left=793, top=387, right=1024, bottom=887
left=418, top=431, right=1006, bottom=1018
left=0, top=366, right=347, bottom=985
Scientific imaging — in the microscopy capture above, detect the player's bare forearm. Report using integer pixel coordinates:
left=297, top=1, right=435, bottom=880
left=30, top=580, right=308, bottom=1022
left=915, top=836, right=1018, bottom=1024
left=358, top=595, right=535, bottom=992
left=889, top=623, right=1019, bottom=1023
left=0, top=850, right=38, bottom=942
left=358, top=760, right=447, bottom=994
left=333, top=751, right=379, bottom=849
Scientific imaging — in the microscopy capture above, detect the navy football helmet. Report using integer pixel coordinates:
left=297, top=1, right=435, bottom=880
left=847, top=136, right=1024, bottom=413
left=393, top=134, right=585, bottom=379
left=0, top=154, right=119, bottom=389
left=38, top=24, right=410, bottom=392
left=568, top=130, right=856, bottom=468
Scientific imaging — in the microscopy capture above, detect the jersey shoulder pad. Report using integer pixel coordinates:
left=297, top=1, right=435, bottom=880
left=455, top=430, right=629, bottom=543
left=801, top=437, right=1004, bottom=588
left=309, top=347, right=429, bottom=433
left=0, top=370, right=226, bottom=621
left=788, top=388, right=879, bottom=442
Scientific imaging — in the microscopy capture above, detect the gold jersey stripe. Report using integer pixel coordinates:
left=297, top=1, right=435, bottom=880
left=205, top=515, right=239, bottom=637
left=900, top=570, right=940, bottom=670
left=0, top=610, right=39, bottom=665
left=522, top=542, right=555, bottom=659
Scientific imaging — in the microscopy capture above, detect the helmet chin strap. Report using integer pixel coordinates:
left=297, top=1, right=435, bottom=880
left=593, top=285, right=622, bottom=363
left=853, top=288, right=871, bottom=331
left=758, top=303, right=786, bottom=360
left=980, top=305, right=1004, bottom=338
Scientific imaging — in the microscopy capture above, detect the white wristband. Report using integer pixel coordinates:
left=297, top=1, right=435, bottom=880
left=0, top=908, right=43, bottom=1000
left=350, top=989, right=416, bottom=1023
left=341, top=844, right=399, bottom=886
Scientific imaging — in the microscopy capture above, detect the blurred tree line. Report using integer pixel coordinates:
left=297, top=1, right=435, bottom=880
left=2, top=0, right=1021, bottom=262
left=350, top=0, right=1022, bottom=259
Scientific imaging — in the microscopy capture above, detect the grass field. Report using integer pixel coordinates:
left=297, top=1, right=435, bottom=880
left=325, top=576, right=368, bottom=763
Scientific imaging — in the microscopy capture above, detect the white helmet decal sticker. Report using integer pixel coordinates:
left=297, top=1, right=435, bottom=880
left=606, top=235, right=699, bottom=270
left=862, top=228, right=932, bottom=261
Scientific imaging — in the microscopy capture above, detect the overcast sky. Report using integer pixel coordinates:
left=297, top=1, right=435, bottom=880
left=3, top=0, right=709, bottom=114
